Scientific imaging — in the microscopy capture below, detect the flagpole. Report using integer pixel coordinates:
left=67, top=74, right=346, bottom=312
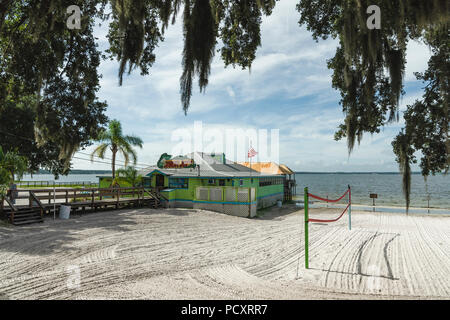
left=250, top=141, right=252, bottom=177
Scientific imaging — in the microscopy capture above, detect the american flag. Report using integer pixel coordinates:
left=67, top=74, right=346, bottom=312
left=248, top=147, right=258, bottom=158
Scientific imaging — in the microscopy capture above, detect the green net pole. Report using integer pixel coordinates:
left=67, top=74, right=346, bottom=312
left=304, top=187, right=309, bottom=269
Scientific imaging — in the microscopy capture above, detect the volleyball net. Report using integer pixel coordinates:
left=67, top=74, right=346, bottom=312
left=303, top=186, right=352, bottom=269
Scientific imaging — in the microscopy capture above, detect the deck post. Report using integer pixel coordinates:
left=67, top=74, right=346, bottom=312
left=136, top=187, right=139, bottom=206
left=53, top=186, right=56, bottom=220
left=0, top=196, right=4, bottom=218
left=91, top=190, right=95, bottom=212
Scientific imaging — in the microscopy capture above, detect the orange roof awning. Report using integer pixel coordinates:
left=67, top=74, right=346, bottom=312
left=238, top=162, right=294, bottom=175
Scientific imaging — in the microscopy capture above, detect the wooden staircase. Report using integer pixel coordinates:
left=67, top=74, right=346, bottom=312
left=5, top=207, right=44, bottom=226
left=143, top=188, right=167, bottom=208
left=2, top=193, right=44, bottom=226
left=0, top=187, right=167, bottom=226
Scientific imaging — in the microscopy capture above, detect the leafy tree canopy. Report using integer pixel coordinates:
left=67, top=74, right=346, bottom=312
left=0, top=0, right=108, bottom=175
left=0, top=146, right=28, bottom=197
left=297, top=0, right=449, bottom=209
left=0, top=0, right=276, bottom=173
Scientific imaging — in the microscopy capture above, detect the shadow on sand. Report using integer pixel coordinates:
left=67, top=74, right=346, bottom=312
left=256, top=203, right=302, bottom=221
left=0, top=207, right=196, bottom=257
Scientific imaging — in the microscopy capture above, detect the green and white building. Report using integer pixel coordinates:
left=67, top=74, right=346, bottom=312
left=139, top=152, right=286, bottom=218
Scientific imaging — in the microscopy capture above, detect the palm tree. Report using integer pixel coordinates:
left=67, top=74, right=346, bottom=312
left=116, top=166, right=143, bottom=187
left=90, top=120, right=143, bottom=180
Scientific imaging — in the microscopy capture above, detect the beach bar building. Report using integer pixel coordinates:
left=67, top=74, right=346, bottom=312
left=238, top=162, right=296, bottom=201
left=128, top=152, right=287, bottom=217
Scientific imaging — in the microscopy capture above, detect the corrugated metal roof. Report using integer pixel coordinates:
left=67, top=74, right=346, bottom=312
left=138, top=153, right=285, bottom=178
left=139, top=166, right=281, bottom=178
left=210, top=163, right=258, bottom=173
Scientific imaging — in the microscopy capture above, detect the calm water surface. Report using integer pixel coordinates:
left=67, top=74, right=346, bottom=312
left=295, top=173, right=449, bottom=209
left=20, top=173, right=449, bottom=209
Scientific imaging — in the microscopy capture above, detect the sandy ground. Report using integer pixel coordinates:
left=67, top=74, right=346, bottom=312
left=0, top=205, right=449, bottom=300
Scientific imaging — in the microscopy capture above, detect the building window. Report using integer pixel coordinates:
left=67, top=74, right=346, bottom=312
left=239, top=179, right=244, bottom=187
left=219, top=179, right=225, bottom=186
left=208, top=178, right=215, bottom=184
left=169, top=178, right=188, bottom=189
left=143, top=178, right=151, bottom=188
left=259, top=177, right=284, bottom=187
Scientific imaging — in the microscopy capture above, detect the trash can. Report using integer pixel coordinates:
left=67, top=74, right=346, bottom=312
left=59, top=205, right=71, bottom=219
left=277, top=200, right=282, bottom=208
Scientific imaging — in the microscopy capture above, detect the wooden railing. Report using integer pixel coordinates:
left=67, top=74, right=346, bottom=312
left=29, top=191, right=45, bottom=218
left=10, top=187, right=163, bottom=208
left=15, top=181, right=98, bottom=188
left=157, top=190, right=169, bottom=202
left=144, top=188, right=168, bottom=202
left=2, top=196, right=18, bottom=223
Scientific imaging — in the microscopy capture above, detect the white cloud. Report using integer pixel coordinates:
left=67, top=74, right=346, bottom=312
left=405, top=40, right=431, bottom=82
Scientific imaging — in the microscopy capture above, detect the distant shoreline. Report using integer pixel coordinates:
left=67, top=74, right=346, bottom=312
left=36, top=170, right=112, bottom=175
left=295, top=172, right=428, bottom=175
left=33, top=170, right=433, bottom=175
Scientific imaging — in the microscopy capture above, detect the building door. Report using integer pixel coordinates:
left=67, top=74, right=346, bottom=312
left=156, top=175, right=165, bottom=187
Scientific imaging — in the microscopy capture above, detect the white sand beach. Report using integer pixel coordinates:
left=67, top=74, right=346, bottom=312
left=0, top=205, right=449, bottom=299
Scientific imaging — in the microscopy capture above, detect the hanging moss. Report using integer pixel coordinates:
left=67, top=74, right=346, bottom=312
left=180, top=0, right=195, bottom=115
left=385, top=48, right=405, bottom=118
left=191, top=0, right=216, bottom=93
left=111, top=0, right=146, bottom=85
left=306, top=0, right=449, bottom=209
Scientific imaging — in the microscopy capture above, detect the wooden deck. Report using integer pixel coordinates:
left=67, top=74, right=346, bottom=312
left=1, top=187, right=167, bottom=225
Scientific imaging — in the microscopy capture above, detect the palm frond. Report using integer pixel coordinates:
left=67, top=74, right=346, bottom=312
left=96, top=130, right=112, bottom=143
left=124, top=134, right=143, bottom=148
left=108, top=119, right=123, bottom=142
left=91, top=119, right=142, bottom=171
left=91, top=144, right=108, bottom=161
left=120, top=143, right=137, bottom=166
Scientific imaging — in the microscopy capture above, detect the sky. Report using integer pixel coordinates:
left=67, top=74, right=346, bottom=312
left=73, top=0, right=432, bottom=172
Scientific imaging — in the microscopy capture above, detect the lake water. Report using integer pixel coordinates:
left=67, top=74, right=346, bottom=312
left=294, top=173, right=449, bottom=209
left=21, top=174, right=101, bottom=183
left=19, top=173, right=449, bottom=209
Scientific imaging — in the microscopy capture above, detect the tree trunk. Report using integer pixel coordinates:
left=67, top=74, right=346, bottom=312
left=112, top=150, right=116, bottom=180
left=0, top=196, right=4, bottom=219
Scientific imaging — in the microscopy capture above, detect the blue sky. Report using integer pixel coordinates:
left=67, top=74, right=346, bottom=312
left=74, top=0, right=431, bottom=172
